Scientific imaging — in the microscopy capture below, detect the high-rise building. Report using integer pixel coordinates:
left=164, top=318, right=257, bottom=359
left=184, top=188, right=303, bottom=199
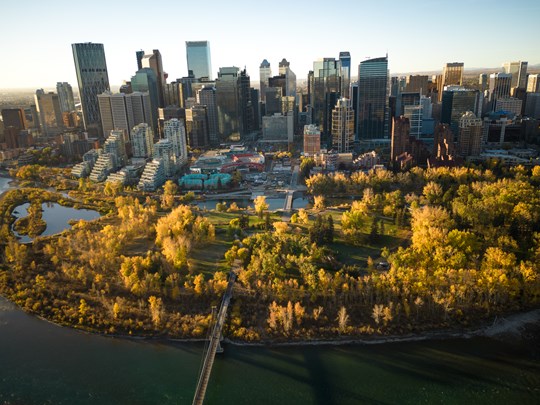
left=238, top=69, right=254, bottom=138
left=265, top=87, right=283, bottom=116
left=433, top=123, right=455, bottom=159
left=391, top=116, right=410, bottom=163
left=339, top=52, right=351, bottom=99
left=34, top=89, right=63, bottom=135
left=331, top=98, right=354, bottom=153
left=186, top=105, right=209, bottom=148
left=56, top=82, right=75, bottom=113
left=136, top=50, right=145, bottom=71
left=405, top=75, right=429, bottom=95
left=72, top=42, right=110, bottom=136
left=98, top=91, right=152, bottom=136
left=457, top=111, right=483, bottom=157
left=479, top=74, right=489, bottom=93
left=489, top=73, right=512, bottom=105
left=197, top=85, right=218, bottom=144
left=153, top=139, right=174, bottom=177
left=441, top=87, right=480, bottom=135
left=131, top=68, right=159, bottom=130
left=1, top=108, right=26, bottom=131
left=282, top=60, right=297, bottom=99
left=437, top=62, right=464, bottom=101
left=131, top=123, right=154, bottom=158
left=186, top=41, right=212, bottom=80
left=303, top=124, right=321, bottom=155
left=495, top=98, right=523, bottom=116
left=527, top=74, right=540, bottom=93
left=164, top=81, right=184, bottom=107
left=503, top=61, right=528, bottom=91
left=259, top=59, right=271, bottom=102
left=103, top=129, right=128, bottom=169
left=141, top=50, right=166, bottom=108
left=357, top=56, right=389, bottom=140
left=311, top=58, right=342, bottom=137
left=213, top=67, right=254, bottom=142
left=163, top=118, right=188, bottom=166
left=525, top=93, right=540, bottom=119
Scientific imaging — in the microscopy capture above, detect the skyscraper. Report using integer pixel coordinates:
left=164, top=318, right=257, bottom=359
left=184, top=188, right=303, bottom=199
left=1, top=108, right=26, bottom=131
left=197, top=85, right=218, bottom=144
left=489, top=73, right=512, bottom=106
left=405, top=75, right=428, bottom=95
left=131, top=68, right=159, bottom=130
left=34, top=89, right=63, bottom=135
left=186, top=41, right=212, bottom=80
left=331, top=98, right=355, bottom=153
left=98, top=91, right=152, bottom=136
left=216, top=67, right=241, bottom=142
left=186, top=105, right=209, bottom=148
left=131, top=123, right=154, bottom=158
left=437, top=62, right=464, bottom=101
left=141, top=50, right=166, bottom=108
left=458, top=111, right=483, bottom=157
left=311, top=58, right=342, bottom=136
left=503, top=61, right=528, bottom=91
left=259, top=59, right=272, bottom=103
left=163, top=118, right=188, bottom=166
left=357, top=56, right=389, bottom=140
left=526, top=74, right=540, bottom=93
left=441, top=87, right=480, bottom=135
left=56, top=82, right=75, bottom=113
left=72, top=42, right=110, bottom=137
left=339, top=52, right=351, bottom=98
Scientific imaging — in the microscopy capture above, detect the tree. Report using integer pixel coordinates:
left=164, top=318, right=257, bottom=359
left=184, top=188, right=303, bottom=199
left=372, top=304, right=384, bottom=325
left=337, top=306, right=349, bottom=333
left=300, top=157, right=315, bottom=178
left=313, top=195, right=325, bottom=211
left=254, top=195, right=269, bottom=218
left=161, top=180, right=178, bottom=209
left=148, top=296, right=163, bottom=327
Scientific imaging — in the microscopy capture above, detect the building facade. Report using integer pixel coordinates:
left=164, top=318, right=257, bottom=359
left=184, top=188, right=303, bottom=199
left=357, top=56, right=389, bottom=140
left=72, top=43, right=110, bottom=137
left=56, top=82, right=75, bottom=113
left=186, top=41, right=212, bottom=80
left=331, top=98, right=354, bottom=153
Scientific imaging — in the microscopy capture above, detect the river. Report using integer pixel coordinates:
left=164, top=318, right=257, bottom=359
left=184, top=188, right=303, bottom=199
left=0, top=296, right=538, bottom=405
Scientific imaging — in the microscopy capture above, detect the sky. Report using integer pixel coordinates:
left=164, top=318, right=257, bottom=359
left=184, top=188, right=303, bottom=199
left=2, top=0, right=540, bottom=90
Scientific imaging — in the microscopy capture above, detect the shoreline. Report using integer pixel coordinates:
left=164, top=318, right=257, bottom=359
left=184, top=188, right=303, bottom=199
left=2, top=294, right=538, bottom=347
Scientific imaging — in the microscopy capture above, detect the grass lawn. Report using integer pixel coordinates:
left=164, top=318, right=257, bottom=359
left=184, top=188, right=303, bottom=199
left=190, top=238, right=232, bottom=276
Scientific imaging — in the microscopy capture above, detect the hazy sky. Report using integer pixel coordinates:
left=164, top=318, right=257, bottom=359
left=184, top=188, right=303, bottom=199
left=2, top=0, right=540, bottom=89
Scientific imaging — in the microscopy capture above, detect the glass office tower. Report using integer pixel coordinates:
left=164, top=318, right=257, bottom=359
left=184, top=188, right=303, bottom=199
left=357, top=56, right=389, bottom=140
left=72, top=43, right=110, bottom=137
left=186, top=41, right=212, bottom=80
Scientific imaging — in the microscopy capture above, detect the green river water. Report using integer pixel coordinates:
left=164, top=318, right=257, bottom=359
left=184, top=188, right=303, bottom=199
left=0, top=297, right=538, bottom=404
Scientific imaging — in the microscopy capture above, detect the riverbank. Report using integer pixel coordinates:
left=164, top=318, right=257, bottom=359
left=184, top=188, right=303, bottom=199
left=3, top=291, right=538, bottom=348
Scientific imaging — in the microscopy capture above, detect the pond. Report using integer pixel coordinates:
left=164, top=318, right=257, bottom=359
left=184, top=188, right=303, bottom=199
left=12, top=202, right=101, bottom=242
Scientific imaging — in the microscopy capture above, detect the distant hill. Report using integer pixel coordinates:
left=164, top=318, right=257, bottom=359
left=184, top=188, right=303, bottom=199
left=393, top=63, right=540, bottom=77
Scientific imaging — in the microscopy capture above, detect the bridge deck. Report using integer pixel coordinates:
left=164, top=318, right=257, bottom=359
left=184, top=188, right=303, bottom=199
left=192, top=271, right=236, bottom=405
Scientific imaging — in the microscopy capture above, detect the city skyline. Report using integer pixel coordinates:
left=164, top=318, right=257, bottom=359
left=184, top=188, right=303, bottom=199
left=2, top=0, right=540, bottom=89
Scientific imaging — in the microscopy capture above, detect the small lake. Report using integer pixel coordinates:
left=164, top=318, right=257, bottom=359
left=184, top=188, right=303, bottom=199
left=12, top=202, right=101, bottom=242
